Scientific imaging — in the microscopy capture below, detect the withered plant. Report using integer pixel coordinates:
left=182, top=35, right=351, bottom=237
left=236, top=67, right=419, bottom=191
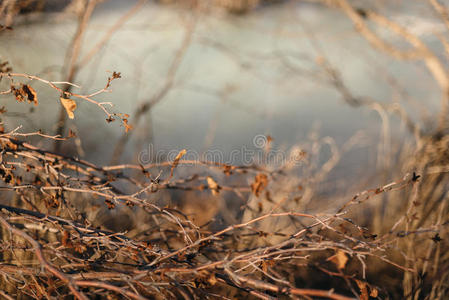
left=0, top=0, right=448, bottom=299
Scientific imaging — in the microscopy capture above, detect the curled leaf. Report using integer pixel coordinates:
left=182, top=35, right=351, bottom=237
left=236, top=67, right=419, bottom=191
left=207, top=176, right=220, bottom=196
left=22, top=84, right=38, bottom=105
left=60, top=97, right=77, bottom=119
left=0, top=61, right=12, bottom=72
left=11, top=85, right=25, bottom=102
left=112, top=71, right=121, bottom=79
left=11, top=84, right=38, bottom=105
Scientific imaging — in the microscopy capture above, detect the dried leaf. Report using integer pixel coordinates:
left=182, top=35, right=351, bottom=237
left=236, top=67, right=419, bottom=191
left=22, top=84, right=38, bottom=105
left=0, top=25, right=13, bottom=31
left=106, top=71, right=122, bottom=88
left=62, top=231, right=72, bottom=248
left=207, top=176, right=220, bottom=196
left=208, top=273, right=217, bottom=286
left=0, top=61, right=12, bottom=73
left=112, top=71, right=121, bottom=79
left=355, top=279, right=369, bottom=300
left=74, top=243, right=87, bottom=253
left=12, top=85, right=25, bottom=102
left=11, top=84, right=38, bottom=105
left=68, top=129, right=77, bottom=138
left=60, top=97, right=77, bottom=119
left=327, top=250, right=348, bottom=270
left=105, top=199, right=116, bottom=210
left=223, top=165, right=233, bottom=175
left=432, top=233, right=442, bottom=243
left=170, top=149, right=187, bottom=177
left=261, top=261, right=268, bottom=273
left=251, top=173, right=268, bottom=197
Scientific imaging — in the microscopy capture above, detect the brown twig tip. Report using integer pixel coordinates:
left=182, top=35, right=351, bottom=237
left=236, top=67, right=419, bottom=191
left=170, top=149, right=187, bottom=178
left=105, top=71, right=122, bottom=89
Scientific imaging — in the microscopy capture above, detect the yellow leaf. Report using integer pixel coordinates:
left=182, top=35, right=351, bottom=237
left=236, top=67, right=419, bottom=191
left=355, top=279, right=369, bottom=300
left=207, top=176, right=220, bottom=196
left=370, top=287, right=378, bottom=298
left=60, top=97, right=77, bottom=119
left=208, top=273, right=217, bottom=286
left=327, top=249, right=348, bottom=270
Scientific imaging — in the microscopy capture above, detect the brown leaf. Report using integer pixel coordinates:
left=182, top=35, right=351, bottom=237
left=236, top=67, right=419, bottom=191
left=261, top=261, right=268, bottom=272
left=22, top=84, right=38, bottom=105
left=112, top=71, right=121, bottom=79
left=74, top=243, right=87, bottom=254
left=68, top=129, right=76, bottom=138
left=11, top=85, right=25, bottom=102
left=0, top=25, right=13, bottom=31
left=11, top=84, right=38, bottom=105
left=327, top=250, right=348, bottom=270
left=223, top=165, right=233, bottom=175
left=370, top=287, right=378, bottom=298
left=0, top=61, right=12, bottom=72
left=251, top=173, right=268, bottom=197
left=62, top=231, right=73, bottom=248
left=208, top=273, right=217, bottom=286
left=105, top=199, right=116, bottom=209
left=170, top=149, right=187, bottom=177
left=355, top=279, right=369, bottom=300
left=60, top=97, right=77, bottom=119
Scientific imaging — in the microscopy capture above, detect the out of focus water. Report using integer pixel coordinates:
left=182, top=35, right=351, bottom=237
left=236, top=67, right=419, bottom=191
left=0, top=0, right=444, bottom=187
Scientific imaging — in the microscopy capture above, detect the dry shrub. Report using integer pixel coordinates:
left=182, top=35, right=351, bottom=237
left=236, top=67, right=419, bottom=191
left=0, top=68, right=447, bottom=299
left=0, top=1, right=449, bottom=299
